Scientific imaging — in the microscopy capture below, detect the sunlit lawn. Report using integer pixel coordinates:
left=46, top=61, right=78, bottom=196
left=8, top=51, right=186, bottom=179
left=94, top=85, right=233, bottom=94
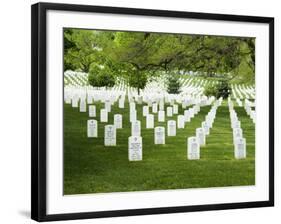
left=63, top=99, right=255, bottom=195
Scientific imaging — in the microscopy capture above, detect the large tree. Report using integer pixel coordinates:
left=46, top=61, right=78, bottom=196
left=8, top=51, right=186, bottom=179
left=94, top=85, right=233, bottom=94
left=64, top=29, right=255, bottom=88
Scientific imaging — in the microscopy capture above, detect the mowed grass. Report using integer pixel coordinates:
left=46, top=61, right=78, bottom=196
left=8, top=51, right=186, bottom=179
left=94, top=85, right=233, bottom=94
left=63, top=100, right=255, bottom=195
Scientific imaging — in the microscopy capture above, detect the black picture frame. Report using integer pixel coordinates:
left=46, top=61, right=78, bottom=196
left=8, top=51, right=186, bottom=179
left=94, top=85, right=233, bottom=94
left=31, top=2, right=274, bottom=222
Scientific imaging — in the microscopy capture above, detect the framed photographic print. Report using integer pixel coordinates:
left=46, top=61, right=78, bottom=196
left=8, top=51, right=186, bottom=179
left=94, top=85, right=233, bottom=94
left=31, top=2, right=274, bottom=222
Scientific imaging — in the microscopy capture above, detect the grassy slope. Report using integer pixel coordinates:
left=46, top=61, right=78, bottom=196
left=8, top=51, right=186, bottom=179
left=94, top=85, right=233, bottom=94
left=64, top=100, right=255, bottom=195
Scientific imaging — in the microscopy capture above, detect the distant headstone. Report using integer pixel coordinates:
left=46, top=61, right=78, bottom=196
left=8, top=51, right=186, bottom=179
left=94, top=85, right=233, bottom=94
left=167, top=107, right=173, bottom=117
left=87, top=120, right=98, bottom=138
left=143, top=106, right=149, bottom=117
left=194, top=105, right=200, bottom=113
left=234, top=138, right=246, bottom=159
left=189, top=108, right=195, bottom=118
left=173, top=104, right=178, bottom=114
left=187, top=136, right=200, bottom=160
left=104, top=125, right=116, bottom=146
left=114, top=114, right=122, bottom=129
left=196, top=128, right=205, bottom=146
left=184, top=110, right=191, bottom=122
left=202, top=121, right=210, bottom=135
left=232, top=120, right=241, bottom=129
left=87, top=95, right=93, bottom=104
left=89, top=105, right=96, bottom=117
left=128, top=136, right=142, bottom=161
left=154, top=127, right=165, bottom=144
left=233, top=128, right=243, bottom=144
left=146, top=114, right=154, bottom=129
left=130, top=109, right=137, bottom=122
left=105, top=100, right=111, bottom=112
left=65, top=96, right=71, bottom=104
left=159, top=100, right=164, bottom=111
left=118, top=98, right=124, bottom=108
left=100, top=109, right=108, bottom=122
left=205, top=118, right=213, bottom=129
left=167, top=120, right=176, bottom=136
left=177, top=115, right=185, bottom=129
left=130, top=102, right=136, bottom=111
left=131, top=120, right=141, bottom=136
left=79, top=99, right=87, bottom=112
left=152, top=103, right=158, bottom=113
left=158, top=110, right=165, bottom=122
left=72, top=98, right=79, bottom=108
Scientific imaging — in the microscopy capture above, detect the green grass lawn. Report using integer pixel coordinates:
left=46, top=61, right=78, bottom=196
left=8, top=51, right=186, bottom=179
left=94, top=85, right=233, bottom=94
left=63, top=100, right=255, bottom=195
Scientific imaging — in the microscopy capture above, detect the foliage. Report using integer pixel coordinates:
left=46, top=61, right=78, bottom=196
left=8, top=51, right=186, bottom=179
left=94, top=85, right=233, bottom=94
left=204, top=80, right=232, bottom=99
left=128, top=71, right=148, bottom=94
left=166, top=75, right=181, bottom=94
left=64, top=29, right=256, bottom=85
left=64, top=29, right=102, bottom=72
left=88, top=64, right=115, bottom=88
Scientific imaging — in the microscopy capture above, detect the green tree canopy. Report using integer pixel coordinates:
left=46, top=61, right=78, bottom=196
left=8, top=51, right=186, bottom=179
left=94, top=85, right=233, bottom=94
left=204, top=80, right=232, bottom=99
left=64, top=29, right=255, bottom=87
left=88, top=64, right=115, bottom=88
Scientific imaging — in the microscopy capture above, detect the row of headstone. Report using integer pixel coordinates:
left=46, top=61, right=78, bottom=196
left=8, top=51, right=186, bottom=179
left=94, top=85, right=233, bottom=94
left=187, top=98, right=222, bottom=160
left=141, top=103, right=178, bottom=116
left=244, top=99, right=256, bottom=124
left=228, top=99, right=247, bottom=159
left=88, top=121, right=117, bottom=146
left=128, top=105, right=202, bottom=160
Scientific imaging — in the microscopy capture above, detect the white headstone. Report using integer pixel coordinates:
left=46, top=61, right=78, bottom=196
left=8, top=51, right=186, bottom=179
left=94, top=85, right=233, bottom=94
left=130, top=102, right=136, bottom=111
left=167, top=120, right=176, bottom=136
left=146, top=114, right=154, bottom=129
left=89, top=105, right=96, bottom=117
left=114, top=114, right=122, bottom=129
left=131, top=120, right=141, bottom=136
left=128, top=136, right=142, bottom=161
left=173, top=104, right=178, bottom=114
left=79, top=99, right=87, bottom=112
left=118, top=98, right=124, bottom=108
left=100, top=109, right=108, bottom=122
left=154, top=127, right=165, bottom=144
left=167, top=107, right=173, bottom=117
left=105, top=100, right=111, bottom=112
left=184, top=110, right=191, bottom=122
left=232, top=120, right=241, bottom=129
left=205, top=118, right=213, bottom=129
left=87, top=95, right=93, bottom=104
left=233, top=128, right=243, bottom=144
left=202, top=121, right=210, bottom=135
left=72, top=98, right=78, bottom=108
left=87, top=120, right=98, bottom=138
left=65, top=96, right=71, bottom=104
left=187, top=137, right=200, bottom=160
left=152, top=103, right=158, bottom=113
left=159, top=100, right=164, bottom=111
left=130, top=109, right=137, bottom=122
left=143, top=106, right=149, bottom=117
left=104, top=125, right=116, bottom=146
left=196, top=128, right=205, bottom=146
left=177, top=115, right=185, bottom=129
left=158, top=110, right=165, bottom=122
left=234, top=138, right=246, bottom=159
left=189, top=108, right=195, bottom=118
